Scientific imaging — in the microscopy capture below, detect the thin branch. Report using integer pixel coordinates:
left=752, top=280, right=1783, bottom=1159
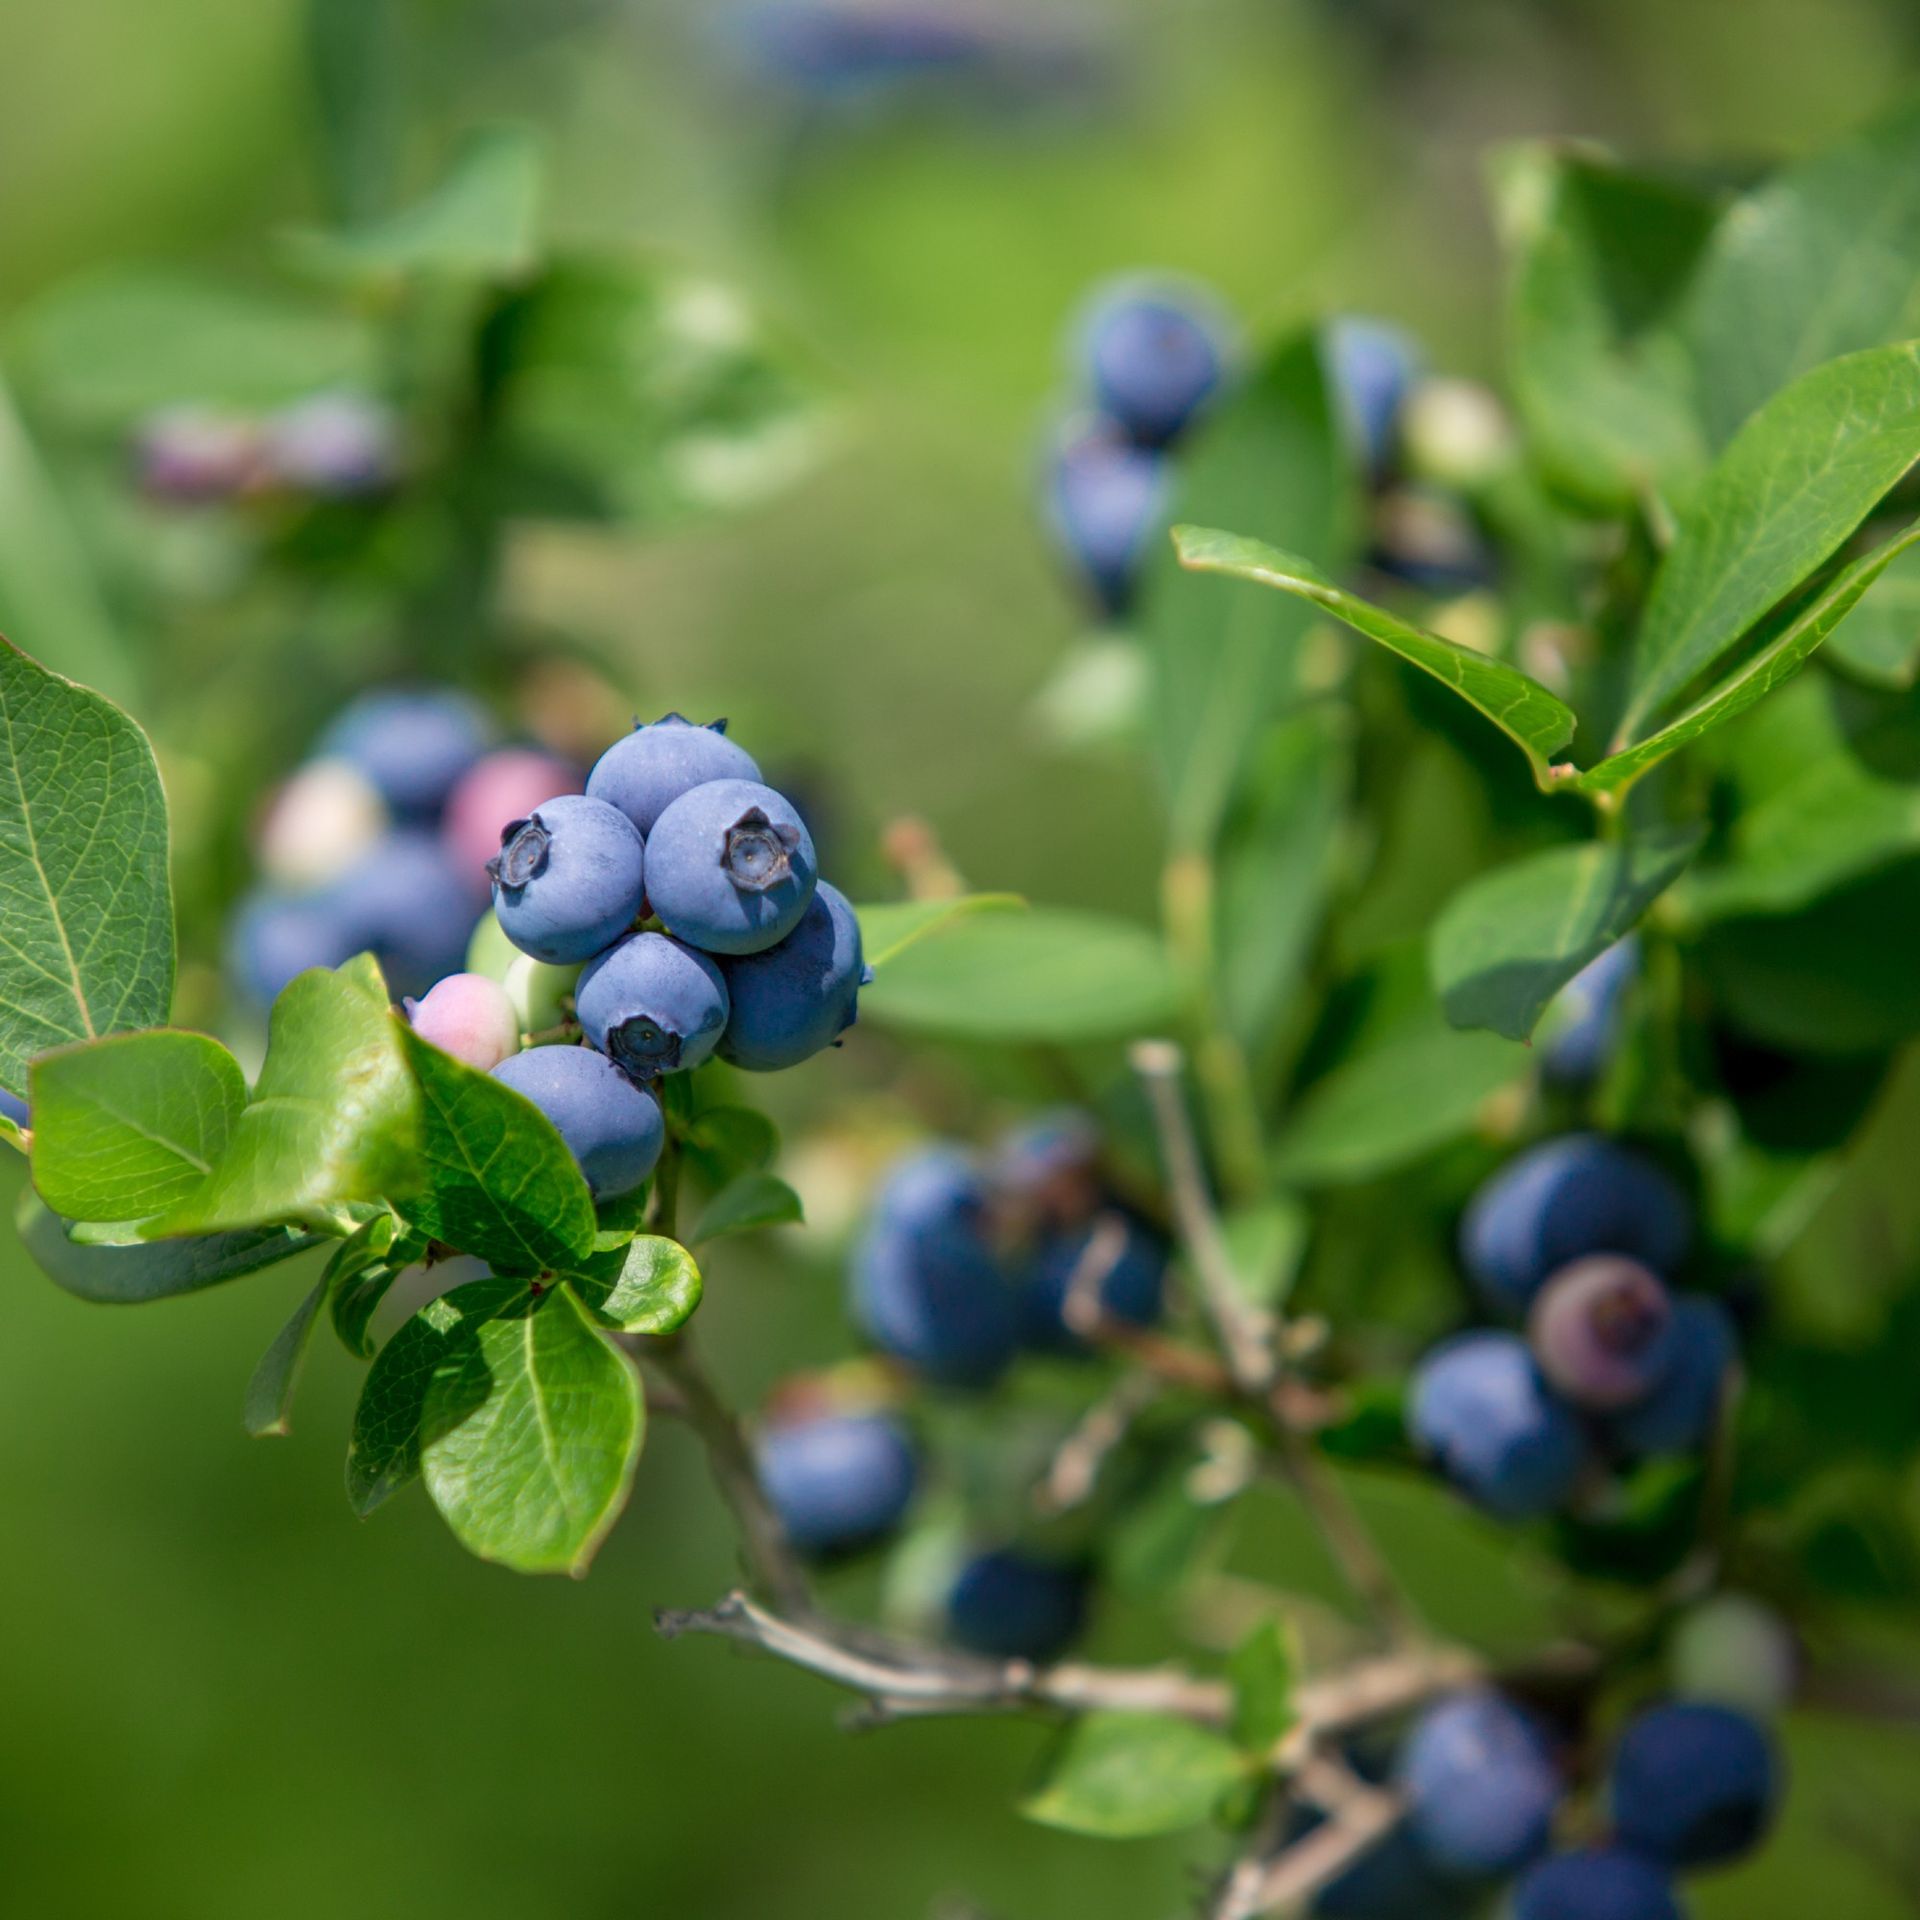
left=1269, top=1438, right=1422, bottom=1650
left=1241, top=1760, right=1404, bottom=1918
left=1036, top=1367, right=1164, bottom=1516
left=1131, top=1039, right=1275, bottom=1393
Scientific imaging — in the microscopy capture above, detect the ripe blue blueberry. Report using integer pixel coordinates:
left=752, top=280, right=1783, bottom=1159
left=945, top=1549, right=1089, bottom=1661
left=1609, top=1701, right=1779, bottom=1870
left=1604, top=1296, right=1736, bottom=1459
left=756, top=1411, right=919, bottom=1558
left=1045, top=418, right=1168, bottom=619
left=1528, top=1257, right=1676, bottom=1412
left=319, top=687, right=493, bottom=817
left=576, top=931, right=730, bottom=1079
left=334, top=828, right=484, bottom=999
left=488, top=794, right=647, bottom=966
left=586, top=713, right=762, bottom=837
left=1460, top=1135, right=1692, bottom=1317
left=228, top=887, right=365, bottom=1006
left=992, top=1108, right=1105, bottom=1228
left=1081, top=279, right=1230, bottom=447
left=644, top=777, right=818, bottom=955
left=716, top=881, right=870, bottom=1070
left=1329, top=316, right=1421, bottom=477
left=1543, top=938, right=1638, bottom=1085
left=1408, top=1332, right=1588, bottom=1520
left=1511, top=1849, right=1683, bottom=1920
left=1311, top=1824, right=1481, bottom=1920
left=0, top=1086, right=28, bottom=1129
left=1397, top=1690, right=1561, bottom=1878
left=1016, top=1215, right=1167, bottom=1354
left=851, top=1148, right=1019, bottom=1387
left=489, top=1045, right=663, bottom=1199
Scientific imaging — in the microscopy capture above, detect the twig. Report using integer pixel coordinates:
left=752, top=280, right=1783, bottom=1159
left=1130, top=1039, right=1275, bottom=1393
left=1037, top=1367, right=1164, bottom=1515
left=1270, top=1438, right=1422, bottom=1650
left=1241, top=1758, right=1403, bottom=1918
left=640, top=1337, right=814, bottom=1619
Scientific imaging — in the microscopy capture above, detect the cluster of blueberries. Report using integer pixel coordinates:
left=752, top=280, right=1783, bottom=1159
left=136, top=392, right=400, bottom=505
left=753, top=1112, right=1167, bottom=1659
left=1410, top=1134, right=1736, bottom=1522
left=1309, top=1686, right=1779, bottom=1920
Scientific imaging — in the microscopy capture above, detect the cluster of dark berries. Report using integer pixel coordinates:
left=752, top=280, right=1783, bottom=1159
left=231, top=686, right=577, bottom=1010
left=136, top=392, right=400, bottom=504
left=1409, top=1135, right=1737, bottom=1521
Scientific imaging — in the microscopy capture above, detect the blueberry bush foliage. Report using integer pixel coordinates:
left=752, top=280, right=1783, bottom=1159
left=11, top=90, right=1920, bottom=1920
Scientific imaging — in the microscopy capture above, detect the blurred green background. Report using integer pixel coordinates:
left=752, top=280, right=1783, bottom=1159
left=3, top=2, right=1920, bottom=1913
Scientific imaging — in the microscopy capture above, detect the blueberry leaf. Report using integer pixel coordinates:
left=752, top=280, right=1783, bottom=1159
left=1618, top=345, right=1920, bottom=740
left=859, top=907, right=1179, bottom=1042
left=1430, top=821, right=1706, bottom=1042
left=420, top=1282, right=644, bottom=1576
left=394, top=1020, right=596, bottom=1272
left=325, top=1212, right=425, bottom=1359
left=570, top=1235, right=702, bottom=1334
left=688, top=1172, right=802, bottom=1246
left=147, top=957, right=418, bottom=1238
left=29, top=1029, right=245, bottom=1224
left=681, top=1101, right=779, bottom=1189
left=1021, top=1712, right=1248, bottom=1839
left=1826, top=539, right=1920, bottom=688
left=854, top=893, right=1025, bottom=969
left=244, top=1274, right=331, bottom=1439
left=1173, top=525, right=1577, bottom=786
left=0, top=637, right=173, bottom=1101
left=1228, top=1619, right=1298, bottom=1754
left=15, top=1187, right=318, bottom=1304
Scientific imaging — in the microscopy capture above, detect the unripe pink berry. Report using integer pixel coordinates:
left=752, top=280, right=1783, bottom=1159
left=405, top=972, right=521, bottom=1073
left=442, top=748, right=582, bottom=878
left=258, top=758, right=389, bottom=889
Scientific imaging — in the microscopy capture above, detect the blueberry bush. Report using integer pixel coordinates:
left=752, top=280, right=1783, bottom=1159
left=11, top=86, right=1920, bottom=1920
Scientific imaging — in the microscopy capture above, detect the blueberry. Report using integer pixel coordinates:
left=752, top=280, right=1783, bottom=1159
left=405, top=972, right=522, bottom=1073
left=586, top=713, right=762, bottom=837
left=1311, top=1823, right=1481, bottom=1920
left=0, top=1086, right=29, bottom=1129
left=1609, top=1702, right=1779, bottom=1870
left=502, top=953, right=581, bottom=1037
left=643, top=778, right=818, bottom=955
left=1543, top=938, right=1638, bottom=1086
left=228, top=887, right=365, bottom=1007
left=575, top=931, right=730, bottom=1079
left=488, top=794, right=647, bottom=967
left=319, top=687, right=493, bottom=818
left=134, top=406, right=263, bottom=502
left=1369, top=485, right=1496, bottom=594
left=756, top=1410, right=919, bottom=1558
left=851, top=1148, right=1019, bottom=1387
left=716, top=881, right=868, bottom=1070
left=1016, top=1215, right=1166, bottom=1354
left=1329, top=316, right=1421, bottom=477
left=1401, top=377, right=1515, bottom=492
left=993, top=1108, right=1105, bottom=1228
left=1511, top=1849, right=1683, bottom=1920
left=1460, top=1136, right=1692, bottom=1318
left=1668, top=1595, right=1798, bottom=1719
left=945, top=1549, right=1089, bottom=1661
left=1398, top=1690, right=1561, bottom=1878
left=1408, top=1332, right=1589, bottom=1520
left=333, top=828, right=483, bottom=999
left=1080, top=279, right=1230, bottom=448
left=1044, top=418, right=1168, bottom=619
left=1603, top=1297, right=1736, bottom=1459
left=489, top=1046, right=663, bottom=1199
left=257, top=758, right=389, bottom=890
left=443, top=747, right=582, bottom=877
left=1528, top=1257, right=1676, bottom=1412
left=265, top=393, right=400, bottom=498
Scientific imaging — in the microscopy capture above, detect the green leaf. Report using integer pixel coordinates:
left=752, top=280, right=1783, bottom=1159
left=859, top=907, right=1179, bottom=1042
left=1826, top=539, right=1920, bottom=687
left=688, top=1172, right=802, bottom=1246
left=1228, top=1619, right=1298, bottom=1753
left=1139, top=329, right=1355, bottom=851
left=1688, top=93, right=1920, bottom=447
left=1219, top=1198, right=1311, bottom=1312
left=149, top=956, right=417, bottom=1237
left=0, top=374, right=134, bottom=702
left=244, top=1275, right=330, bottom=1438
left=29, top=1029, right=245, bottom=1223
left=1497, top=144, right=1717, bottom=513
left=1022, top=1712, right=1247, bottom=1839
left=1276, top=1015, right=1525, bottom=1186
left=1618, top=345, right=1920, bottom=739
left=393, top=1021, right=596, bottom=1271
left=306, top=0, right=403, bottom=222
left=1575, top=522, right=1920, bottom=795
left=421, top=1283, right=643, bottom=1576
left=681, top=1103, right=778, bottom=1189
left=1173, top=526, right=1576, bottom=786
left=6, top=268, right=377, bottom=426
left=853, top=893, right=1026, bottom=969
left=293, top=124, right=544, bottom=281
left=0, top=637, right=173, bottom=1101
left=570, top=1236, right=702, bottom=1334
left=345, top=1276, right=526, bottom=1516
left=325, top=1211, right=423, bottom=1358
left=16, top=1188, right=316, bottom=1304
left=1430, top=822, right=1705, bottom=1042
